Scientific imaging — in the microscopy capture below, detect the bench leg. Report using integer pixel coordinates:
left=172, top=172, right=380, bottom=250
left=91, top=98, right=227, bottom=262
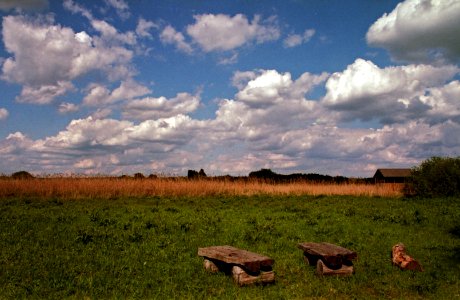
left=232, top=266, right=275, bottom=286
left=316, top=259, right=354, bottom=276
left=203, top=259, right=219, bottom=273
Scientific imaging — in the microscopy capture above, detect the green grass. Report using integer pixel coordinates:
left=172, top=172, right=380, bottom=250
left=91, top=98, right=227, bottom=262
left=1, top=195, right=459, bottom=299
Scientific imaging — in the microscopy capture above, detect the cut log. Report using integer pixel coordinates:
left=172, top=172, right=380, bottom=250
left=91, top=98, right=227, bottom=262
left=203, top=259, right=219, bottom=273
left=316, top=259, right=354, bottom=276
left=392, top=243, right=423, bottom=271
left=232, top=266, right=275, bottom=286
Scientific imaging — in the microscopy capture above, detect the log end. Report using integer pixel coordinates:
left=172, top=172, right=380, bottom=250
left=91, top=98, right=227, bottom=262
left=232, top=266, right=275, bottom=286
left=316, top=259, right=354, bottom=276
left=203, top=259, right=220, bottom=273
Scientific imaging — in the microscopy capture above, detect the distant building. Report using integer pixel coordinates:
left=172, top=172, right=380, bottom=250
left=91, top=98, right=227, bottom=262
left=373, top=168, right=412, bottom=183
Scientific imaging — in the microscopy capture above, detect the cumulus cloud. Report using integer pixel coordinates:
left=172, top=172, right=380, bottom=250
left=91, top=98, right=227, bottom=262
left=160, top=25, right=193, bottom=54
left=83, top=80, right=151, bottom=106
left=283, top=29, right=315, bottom=48
left=210, top=69, right=330, bottom=152
left=0, top=108, right=8, bottom=120
left=123, top=92, right=200, bottom=120
left=186, top=13, right=280, bottom=52
left=235, top=69, right=328, bottom=108
left=38, top=117, right=133, bottom=150
left=16, top=81, right=75, bottom=104
left=1, top=14, right=135, bottom=104
left=367, top=0, right=460, bottom=63
left=323, top=59, right=459, bottom=124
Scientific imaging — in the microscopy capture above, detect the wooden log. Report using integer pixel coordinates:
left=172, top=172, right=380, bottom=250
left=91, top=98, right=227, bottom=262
left=392, top=243, right=423, bottom=271
left=232, top=266, right=275, bottom=286
left=316, top=259, right=354, bottom=276
left=203, top=259, right=219, bottom=273
left=198, top=245, right=274, bottom=273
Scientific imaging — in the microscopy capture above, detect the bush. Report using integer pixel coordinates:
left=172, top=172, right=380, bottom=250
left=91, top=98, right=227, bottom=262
left=133, top=173, right=145, bottom=179
left=11, top=171, right=34, bottom=179
left=407, top=156, right=460, bottom=197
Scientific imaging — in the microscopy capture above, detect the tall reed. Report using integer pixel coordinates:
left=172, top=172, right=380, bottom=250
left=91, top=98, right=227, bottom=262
left=0, top=178, right=403, bottom=199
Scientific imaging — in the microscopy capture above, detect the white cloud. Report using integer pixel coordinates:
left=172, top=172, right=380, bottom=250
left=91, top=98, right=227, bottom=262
left=104, top=0, right=130, bottom=20
left=235, top=69, right=328, bottom=108
left=83, top=80, right=151, bottom=106
left=322, top=58, right=459, bottom=123
left=418, top=80, right=460, bottom=123
left=367, top=0, right=460, bottom=63
left=128, top=114, right=203, bottom=145
left=283, top=29, right=315, bottom=48
left=0, top=108, right=8, bottom=120
left=16, top=81, right=74, bottom=104
left=136, top=18, right=158, bottom=38
left=58, top=102, right=79, bottom=114
left=90, top=108, right=113, bottom=120
left=160, top=25, right=193, bottom=54
left=74, top=158, right=96, bottom=169
left=63, top=0, right=92, bottom=19
left=1, top=15, right=135, bottom=104
left=91, top=19, right=137, bottom=45
left=123, top=92, right=200, bottom=120
left=218, top=53, right=239, bottom=65
left=186, top=13, right=280, bottom=52
left=40, top=117, right=133, bottom=149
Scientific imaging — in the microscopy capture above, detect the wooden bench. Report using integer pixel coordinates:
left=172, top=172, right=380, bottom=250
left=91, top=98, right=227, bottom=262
left=198, top=245, right=275, bottom=286
left=298, top=242, right=357, bottom=276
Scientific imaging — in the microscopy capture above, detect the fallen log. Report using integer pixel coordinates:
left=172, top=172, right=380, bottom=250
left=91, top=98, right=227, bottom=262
left=391, top=243, right=423, bottom=271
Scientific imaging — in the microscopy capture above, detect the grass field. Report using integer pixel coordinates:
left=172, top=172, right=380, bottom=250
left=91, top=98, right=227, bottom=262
left=1, top=180, right=459, bottom=299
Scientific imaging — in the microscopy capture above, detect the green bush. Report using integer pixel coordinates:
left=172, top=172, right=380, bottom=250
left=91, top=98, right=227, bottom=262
left=407, top=156, right=460, bottom=197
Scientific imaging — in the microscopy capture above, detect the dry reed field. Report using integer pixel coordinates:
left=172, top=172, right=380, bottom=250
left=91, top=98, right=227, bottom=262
left=0, top=177, right=404, bottom=199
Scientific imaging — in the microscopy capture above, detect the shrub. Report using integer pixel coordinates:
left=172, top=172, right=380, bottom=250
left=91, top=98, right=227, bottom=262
left=134, top=173, right=145, bottom=179
left=11, top=171, right=34, bottom=179
left=407, top=156, right=460, bottom=197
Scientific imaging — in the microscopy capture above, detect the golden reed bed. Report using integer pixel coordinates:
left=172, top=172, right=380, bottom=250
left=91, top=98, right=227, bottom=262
left=0, top=178, right=404, bottom=199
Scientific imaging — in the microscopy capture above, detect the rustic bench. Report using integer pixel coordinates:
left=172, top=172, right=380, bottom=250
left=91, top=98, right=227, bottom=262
left=298, top=242, right=357, bottom=276
left=198, top=245, right=275, bottom=286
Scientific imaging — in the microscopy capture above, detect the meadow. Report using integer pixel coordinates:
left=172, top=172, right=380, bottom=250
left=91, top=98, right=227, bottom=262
left=1, top=178, right=459, bottom=299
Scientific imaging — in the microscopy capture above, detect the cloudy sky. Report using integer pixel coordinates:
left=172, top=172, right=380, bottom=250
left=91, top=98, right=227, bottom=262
left=0, top=0, right=459, bottom=177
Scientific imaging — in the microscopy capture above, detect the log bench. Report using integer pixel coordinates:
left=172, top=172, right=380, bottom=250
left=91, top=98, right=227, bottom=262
left=198, top=245, right=275, bottom=286
left=298, top=242, right=357, bottom=276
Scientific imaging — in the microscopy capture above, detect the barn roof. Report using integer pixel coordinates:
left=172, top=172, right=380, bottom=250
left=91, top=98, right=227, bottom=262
left=374, top=168, right=412, bottom=178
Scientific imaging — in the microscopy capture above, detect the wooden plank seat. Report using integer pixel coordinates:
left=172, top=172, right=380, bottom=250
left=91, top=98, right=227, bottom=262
left=298, top=242, right=357, bottom=276
left=198, top=245, right=275, bottom=285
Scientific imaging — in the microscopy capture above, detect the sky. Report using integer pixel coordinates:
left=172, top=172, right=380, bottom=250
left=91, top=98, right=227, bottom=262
left=0, top=0, right=459, bottom=177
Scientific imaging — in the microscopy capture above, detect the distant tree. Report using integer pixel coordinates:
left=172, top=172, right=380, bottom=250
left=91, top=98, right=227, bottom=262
left=188, top=169, right=207, bottom=179
left=248, top=169, right=279, bottom=182
left=198, top=169, right=207, bottom=177
left=406, top=156, right=460, bottom=197
left=11, top=171, right=34, bottom=179
left=188, top=170, right=199, bottom=179
left=148, top=174, right=158, bottom=179
left=134, top=173, right=145, bottom=179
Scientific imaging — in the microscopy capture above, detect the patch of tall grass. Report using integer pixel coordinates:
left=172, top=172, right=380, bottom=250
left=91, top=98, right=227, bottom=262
left=0, top=177, right=403, bottom=199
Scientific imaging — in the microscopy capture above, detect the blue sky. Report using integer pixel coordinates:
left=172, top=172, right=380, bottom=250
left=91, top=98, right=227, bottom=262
left=0, top=0, right=459, bottom=177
